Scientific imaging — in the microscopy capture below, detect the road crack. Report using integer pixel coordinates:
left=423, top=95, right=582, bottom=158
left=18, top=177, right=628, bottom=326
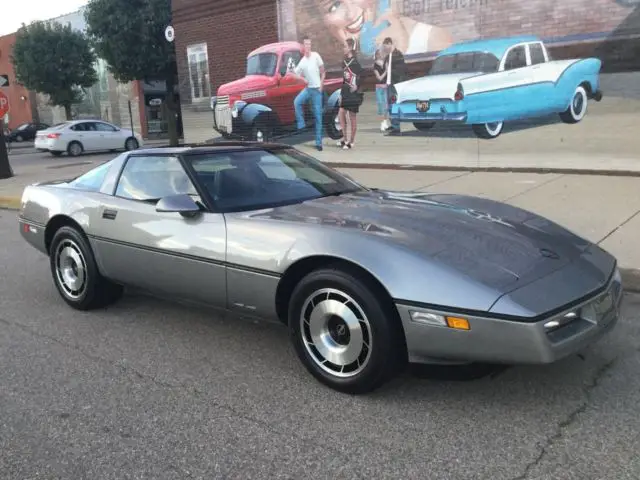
left=511, top=357, right=618, bottom=480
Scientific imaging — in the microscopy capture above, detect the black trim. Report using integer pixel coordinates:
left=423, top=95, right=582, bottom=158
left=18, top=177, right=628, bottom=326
left=395, top=266, right=616, bottom=324
left=18, top=217, right=46, bottom=228
left=87, top=234, right=281, bottom=278
left=102, top=209, right=117, bottom=220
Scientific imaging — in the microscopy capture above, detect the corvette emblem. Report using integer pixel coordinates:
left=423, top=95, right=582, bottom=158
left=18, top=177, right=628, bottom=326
left=416, top=100, right=430, bottom=112
left=539, top=248, right=560, bottom=259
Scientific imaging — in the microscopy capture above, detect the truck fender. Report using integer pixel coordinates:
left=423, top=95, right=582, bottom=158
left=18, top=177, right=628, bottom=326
left=325, top=89, right=342, bottom=112
left=239, top=103, right=276, bottom=126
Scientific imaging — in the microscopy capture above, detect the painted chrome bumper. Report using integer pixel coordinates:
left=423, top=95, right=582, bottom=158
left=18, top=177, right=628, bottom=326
left=389, top=112, right=467, bottom=122
left=396, top=271, right=623, bottom=365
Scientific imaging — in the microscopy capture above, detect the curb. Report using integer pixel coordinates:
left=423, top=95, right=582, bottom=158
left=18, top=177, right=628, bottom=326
left=325, top=162, right=640, bottom=177
left=0, top=196, right=20, bottom=210
left=621, top=268, right=640, bottom=294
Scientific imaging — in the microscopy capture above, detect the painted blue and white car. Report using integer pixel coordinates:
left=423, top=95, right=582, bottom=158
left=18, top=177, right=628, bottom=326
left=388, top=35, right=603, bottom=139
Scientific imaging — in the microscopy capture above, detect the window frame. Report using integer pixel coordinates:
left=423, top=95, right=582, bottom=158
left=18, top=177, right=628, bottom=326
left=186, top=42, right=211, bottom=104
left=500, top=43, right=529, bottom=71
left=527, top=42, right=548, bottom=65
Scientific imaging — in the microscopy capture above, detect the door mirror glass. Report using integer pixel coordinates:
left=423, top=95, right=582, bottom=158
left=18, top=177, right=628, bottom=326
left=156, top=193, right=201, bottom=218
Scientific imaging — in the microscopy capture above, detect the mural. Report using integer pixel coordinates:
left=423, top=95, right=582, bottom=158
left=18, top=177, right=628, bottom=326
left=277, top=0, right=640, bottom=68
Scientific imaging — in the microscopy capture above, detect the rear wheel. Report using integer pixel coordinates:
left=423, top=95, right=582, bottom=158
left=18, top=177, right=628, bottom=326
left=324, top=106, right=343, bottom=140
left=49, top=226, right=123, bottom=310
left=15, top=134, right=23, bottom=142
left=124, top=137, right=139, bottom=151
left=288, top=265, right=406, bottom=394
left=559, top=85, right=588, bottom=124
left=67, top=141, right=83, bottom=157
left=413, top=121, right=436, bottom=132
left=472, top=121, right=504, bottom=139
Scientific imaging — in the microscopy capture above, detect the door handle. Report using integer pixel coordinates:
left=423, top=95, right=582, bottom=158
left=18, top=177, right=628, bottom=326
left=102, top=209, right=118, bottom=220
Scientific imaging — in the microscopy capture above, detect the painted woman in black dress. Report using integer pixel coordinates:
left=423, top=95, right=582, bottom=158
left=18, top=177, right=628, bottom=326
left=337, top=38, right=364, bottom=150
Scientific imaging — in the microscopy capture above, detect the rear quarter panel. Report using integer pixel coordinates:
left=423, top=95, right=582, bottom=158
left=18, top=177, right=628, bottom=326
left=555, top=58, right=602, bottom=110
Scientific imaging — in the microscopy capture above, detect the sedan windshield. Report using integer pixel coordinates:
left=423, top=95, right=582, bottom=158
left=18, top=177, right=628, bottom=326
left=430, top=52, right=499, bottom=75
left=186, top=147, right=365, bottom=212
left=246, top=53, right=278, bottom=76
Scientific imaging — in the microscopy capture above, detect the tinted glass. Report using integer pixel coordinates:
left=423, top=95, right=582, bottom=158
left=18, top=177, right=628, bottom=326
left=504, top=46, right=527, bottom=70
left=281, top=50, right=302, bottom=74
left=95, top=122, right=117, bottom=132
left=188, top=148, right=363, bottom=212
left=68, top=160, right=113, bottom=192
left=115, top=155, right=198, bottom=201
left=430, top=52, right=499, bottom=75
left=247, top=53, right=278, bottom=76
left=529, top=43, right=546, bottom=65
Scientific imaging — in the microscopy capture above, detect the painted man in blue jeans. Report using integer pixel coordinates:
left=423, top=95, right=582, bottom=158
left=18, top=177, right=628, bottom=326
left=293, top=35, right=326, bottom=151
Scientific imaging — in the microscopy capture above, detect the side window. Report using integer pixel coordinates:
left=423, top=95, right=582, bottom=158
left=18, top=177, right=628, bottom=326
left=115, top=155, right=198, bottom=201
left=281, top=50, right=302, bottom=74
left=69, top=160, right=113, bottom=192
left=503, top=46, right=527, bottom=70
left=95, top=122, right=117, bottom=132
left=529, top=43, right=546, bottom=65
left=70, top=123, right=84, bottom=132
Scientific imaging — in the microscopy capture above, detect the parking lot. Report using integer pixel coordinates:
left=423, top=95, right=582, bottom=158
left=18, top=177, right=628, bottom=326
left=2, top=206, right=640, bottom=479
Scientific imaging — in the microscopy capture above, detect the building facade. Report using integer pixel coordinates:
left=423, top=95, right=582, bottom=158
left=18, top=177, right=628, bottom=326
left=0, top=33, right=38, bottom=129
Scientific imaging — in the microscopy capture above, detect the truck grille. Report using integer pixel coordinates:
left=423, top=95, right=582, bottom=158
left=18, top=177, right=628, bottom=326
left=214, top=96, right=232, bottom=133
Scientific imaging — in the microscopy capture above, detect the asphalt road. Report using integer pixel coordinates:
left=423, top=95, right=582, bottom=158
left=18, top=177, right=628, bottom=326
left=1, top=211, right=639, bottom=480
left=7, top=146, right=116, bottom=170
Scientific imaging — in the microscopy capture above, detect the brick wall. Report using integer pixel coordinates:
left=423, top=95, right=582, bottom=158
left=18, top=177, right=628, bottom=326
left=0, top=33, right=36, bottom=129
left=173, top=0, right=279, bottom=142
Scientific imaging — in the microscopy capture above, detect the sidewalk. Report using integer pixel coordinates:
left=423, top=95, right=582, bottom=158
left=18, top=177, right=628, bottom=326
left=1, top=159, right=639, bottom=290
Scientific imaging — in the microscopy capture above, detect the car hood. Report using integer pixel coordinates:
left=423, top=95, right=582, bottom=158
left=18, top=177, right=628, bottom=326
left=259, top=190, right=591, bottom=293
left=395, top=72, right=482, bottom=103
left=217, top=75, right=275, bottom=96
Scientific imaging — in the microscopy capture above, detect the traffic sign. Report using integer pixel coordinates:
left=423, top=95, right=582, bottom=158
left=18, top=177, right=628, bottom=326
left=0, top=91, right=10, bottom=118
left=0, top=75, right=8, bottom=87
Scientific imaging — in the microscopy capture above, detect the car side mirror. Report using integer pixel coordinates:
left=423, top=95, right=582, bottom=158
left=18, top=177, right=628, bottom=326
left=156, top=194, right=201, bottom=218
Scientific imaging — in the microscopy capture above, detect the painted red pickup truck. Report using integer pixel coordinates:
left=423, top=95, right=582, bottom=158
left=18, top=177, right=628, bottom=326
left=210, top=41, right=344, bottom=142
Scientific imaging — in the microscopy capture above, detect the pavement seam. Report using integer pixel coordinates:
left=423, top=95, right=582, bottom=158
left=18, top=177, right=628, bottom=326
left=0, top=314, right=353, bottom=464
left=510, top=356, right=618, bottom=480
left=596, top=208, right=640, bottom=245
left=415, top=171, right=473, bottom=190
left=501, top=173, right=566, bottom=202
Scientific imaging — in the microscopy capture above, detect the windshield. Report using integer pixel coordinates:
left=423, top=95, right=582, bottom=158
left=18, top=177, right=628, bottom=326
left=16, top=123, right=30, bottom=131
left=430, top=52, right=499, bottom=75
left=246, top=53, right=278, bottom=76
left=187, top=147, right=365, bottom=212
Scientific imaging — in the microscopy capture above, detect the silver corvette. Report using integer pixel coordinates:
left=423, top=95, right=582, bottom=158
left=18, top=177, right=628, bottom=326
left=18, top=142, right=623, bottom=394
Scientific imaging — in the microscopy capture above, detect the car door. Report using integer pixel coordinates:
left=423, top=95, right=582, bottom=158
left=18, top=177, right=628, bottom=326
left=525, top=42, right=557, bottom=115
left=271, top=49, right=306, bottom=125
left=94, top=121, right=123, bottom=150
left=494, top=44, right=533, bottom=121
left=73, top=121, right=102, bottom=151
left=89, top=153, right=227, bottom=307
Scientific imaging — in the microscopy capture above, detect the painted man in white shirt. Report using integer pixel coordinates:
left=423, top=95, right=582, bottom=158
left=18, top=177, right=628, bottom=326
left=292, top=36, right=326, bottom=151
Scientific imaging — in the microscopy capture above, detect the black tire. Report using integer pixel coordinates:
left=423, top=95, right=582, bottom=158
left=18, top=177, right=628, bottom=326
left=324, top=105, right=343, bottom=140
left=559, top=85, right=588, bottom=124
left=49, top=226, right=123, bottom=310
left=472, top=121, right=504, bottom=139
left=288, top=265, right=406, bottom=394
left=124, top=137, right=139, bottom=151
left=50, top=151, right=63, bottom=157
left=413, top=121, right=436, bottom=131
left=67, top=141, right=83, bottom=157
left=15, top=134, right=23, bottom=142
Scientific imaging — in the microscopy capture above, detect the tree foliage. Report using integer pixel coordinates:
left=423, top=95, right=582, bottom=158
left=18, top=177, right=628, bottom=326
left=85, top=0, right=179, bottom=144
left=11, top=21, right=97, bottom=120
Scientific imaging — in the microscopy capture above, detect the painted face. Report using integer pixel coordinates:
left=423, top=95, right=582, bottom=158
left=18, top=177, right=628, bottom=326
left=316, top=0, right=375, bottom=45
left=303, top=38, right=312, bottom=55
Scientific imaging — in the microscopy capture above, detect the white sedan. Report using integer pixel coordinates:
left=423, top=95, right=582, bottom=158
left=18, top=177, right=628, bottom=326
left=34, top=120, right=144, bottom=157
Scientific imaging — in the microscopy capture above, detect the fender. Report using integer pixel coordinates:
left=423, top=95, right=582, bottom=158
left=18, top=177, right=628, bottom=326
left=237, top=102, right=277, bottom=126
left=325, top=88, right=342, bottom=112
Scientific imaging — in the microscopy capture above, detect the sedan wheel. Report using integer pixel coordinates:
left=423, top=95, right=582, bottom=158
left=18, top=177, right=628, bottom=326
left=559, top=85, right=588, bottom=124
left=472, top=121, right=504, bottom=139
left=125, top=137, right=139, bottom=151
left=49, top=226, right=123, bottom=310
left=15, top=134, right=23, bottom=142
left=289, top=266, right=406, bottom=394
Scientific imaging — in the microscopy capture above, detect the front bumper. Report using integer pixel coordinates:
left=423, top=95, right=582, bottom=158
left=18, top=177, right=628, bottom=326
left=18, top=217, right=48, bottom=255
left=397, top=269, right=623, bottom=365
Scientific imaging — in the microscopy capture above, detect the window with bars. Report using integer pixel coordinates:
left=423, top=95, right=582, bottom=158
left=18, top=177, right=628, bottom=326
left=187, top=43, right=211, bottom=103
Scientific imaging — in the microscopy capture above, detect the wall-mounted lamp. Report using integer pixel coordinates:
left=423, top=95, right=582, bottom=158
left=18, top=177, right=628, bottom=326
left=20, top=95, right=26, bottom=101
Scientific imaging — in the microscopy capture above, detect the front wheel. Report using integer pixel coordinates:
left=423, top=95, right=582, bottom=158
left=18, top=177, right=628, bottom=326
left=324, top=106, right=343, bottom=140
left=288, top=265, right=406, bottom=394
left=49, top=226, right=123, bottom=310
left=124, top=137, right=139, bottom=151
left=559, top=85, right=588, bottom=124
left=472, top=121, right=504, bottom=139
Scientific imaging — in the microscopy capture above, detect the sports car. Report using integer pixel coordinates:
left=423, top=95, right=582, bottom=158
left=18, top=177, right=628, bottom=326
left=18, top=142, right=623, bottom=394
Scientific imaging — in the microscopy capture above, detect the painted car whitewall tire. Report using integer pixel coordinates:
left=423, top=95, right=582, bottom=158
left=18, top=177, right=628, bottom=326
left=560, top=85, right=588, bottom=124
left=472, top=121, right=504, bottom=139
